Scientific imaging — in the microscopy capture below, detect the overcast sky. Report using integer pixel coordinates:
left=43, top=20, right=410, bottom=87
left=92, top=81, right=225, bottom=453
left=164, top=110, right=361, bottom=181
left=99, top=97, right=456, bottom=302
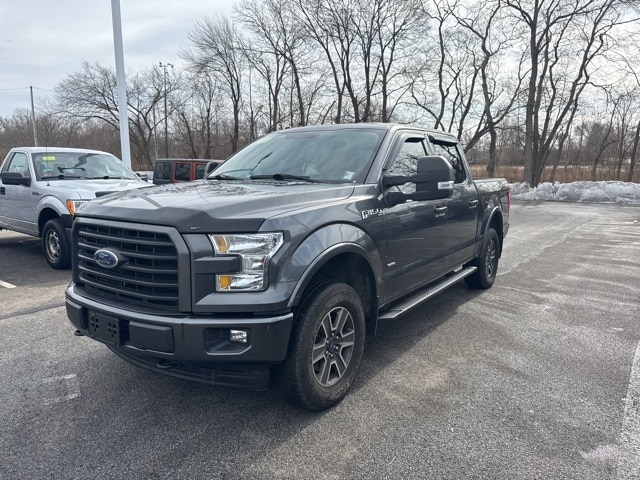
left=0, top=0, right=236, bottom=118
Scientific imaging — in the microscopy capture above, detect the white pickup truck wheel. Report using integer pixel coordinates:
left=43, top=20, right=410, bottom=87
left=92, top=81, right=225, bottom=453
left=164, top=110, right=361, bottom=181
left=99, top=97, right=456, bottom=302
left=42, top=219, right=71, bottom=269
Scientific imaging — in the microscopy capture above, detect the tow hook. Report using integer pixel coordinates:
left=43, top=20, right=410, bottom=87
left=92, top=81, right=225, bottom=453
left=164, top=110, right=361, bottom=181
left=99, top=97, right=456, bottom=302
left=73, top=330, right=84, bottom=336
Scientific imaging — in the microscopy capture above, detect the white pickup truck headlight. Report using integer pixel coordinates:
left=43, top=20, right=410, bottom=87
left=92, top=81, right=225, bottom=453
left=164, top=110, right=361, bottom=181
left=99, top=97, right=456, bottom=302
left=66, top=199, right=87, bottom=216
left=209, top=233, right=284, bottom=291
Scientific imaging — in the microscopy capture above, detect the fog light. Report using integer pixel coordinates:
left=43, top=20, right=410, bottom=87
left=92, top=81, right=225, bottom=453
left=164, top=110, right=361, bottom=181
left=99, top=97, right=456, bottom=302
left=229, top=329, right=249, bottom=345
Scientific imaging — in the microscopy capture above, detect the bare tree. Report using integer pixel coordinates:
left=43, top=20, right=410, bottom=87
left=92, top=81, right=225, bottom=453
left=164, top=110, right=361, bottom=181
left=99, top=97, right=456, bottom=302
left=505, top=0, right=631, bottom=186
left=602, top=91, right=636, bottom=181
left=453, top=0, right=525, bottom=176
left=237, top=0, right=313, bottom=128
left=171, top=72, right=231, bottom=159
left=183, top=15, right=245, bottom=152
left=236, top=0, right=291, bottom=131
left=410, top=0, right=474, bottom=132
left=610, top=36, right=640, bottom=182
left=293, top=0, right=359, bottom=123
left=352, top=0, right=425, bottom=122
left=54, top=61, right=174, bottom=168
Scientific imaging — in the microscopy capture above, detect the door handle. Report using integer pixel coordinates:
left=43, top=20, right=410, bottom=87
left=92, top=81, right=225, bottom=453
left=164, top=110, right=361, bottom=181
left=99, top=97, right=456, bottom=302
left=0, top=187, right=5, bottom=195
left=468, top=200, right=479, bottom=209
left=434, top=206, right=447, bottom=217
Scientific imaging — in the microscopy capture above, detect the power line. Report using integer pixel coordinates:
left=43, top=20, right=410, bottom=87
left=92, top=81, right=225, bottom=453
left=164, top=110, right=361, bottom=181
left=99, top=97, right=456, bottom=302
left=0, top=86, right=55, bottom=93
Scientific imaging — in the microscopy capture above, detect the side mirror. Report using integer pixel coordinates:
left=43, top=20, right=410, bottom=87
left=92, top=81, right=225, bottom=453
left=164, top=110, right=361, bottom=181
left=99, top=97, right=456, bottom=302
left=205, top=160, right=223, bottom=176
left=414, top=155, right=454, bottom=200
left=383, top=155, right=454, bottom=206
left=0, top=171, right=31, bottom=186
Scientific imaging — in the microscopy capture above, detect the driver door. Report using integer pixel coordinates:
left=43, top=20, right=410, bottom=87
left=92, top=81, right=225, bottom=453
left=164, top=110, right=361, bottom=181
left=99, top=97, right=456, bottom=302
left=381, top=134, right=447, bottom=301
left=0, top=151, right=37, bottom=232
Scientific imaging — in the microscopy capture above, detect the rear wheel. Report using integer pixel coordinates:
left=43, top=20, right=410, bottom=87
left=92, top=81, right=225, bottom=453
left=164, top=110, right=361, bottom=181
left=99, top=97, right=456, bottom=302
left=465, top=227, right=499, bottom=289
left=283, top=282, right=366, bottom=410
left=42, top=219, right=71, bottom=269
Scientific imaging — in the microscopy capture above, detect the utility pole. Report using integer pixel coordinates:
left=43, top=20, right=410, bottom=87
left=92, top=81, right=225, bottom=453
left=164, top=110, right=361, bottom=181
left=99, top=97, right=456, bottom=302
left=29, top=86, right=38, bottom=147
left=159, top=62, right=174, bottom=158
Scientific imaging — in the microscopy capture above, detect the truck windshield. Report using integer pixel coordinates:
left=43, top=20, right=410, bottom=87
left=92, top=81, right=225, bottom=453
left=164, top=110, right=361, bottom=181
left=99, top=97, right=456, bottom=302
left=34, top=152, right=138, bottom=180
left=210, top=129, right=385, bottom=184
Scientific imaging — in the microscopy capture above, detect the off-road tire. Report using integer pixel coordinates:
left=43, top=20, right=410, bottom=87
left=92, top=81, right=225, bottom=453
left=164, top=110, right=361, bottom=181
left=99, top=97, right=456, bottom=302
left=283, top=281, right=366, bottom=410
left=465, top=227, right=499, bottom=289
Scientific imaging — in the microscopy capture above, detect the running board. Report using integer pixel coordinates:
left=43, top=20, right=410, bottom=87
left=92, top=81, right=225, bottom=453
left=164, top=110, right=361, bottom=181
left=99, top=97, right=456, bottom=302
left=378, top=266, right=477, bottom=320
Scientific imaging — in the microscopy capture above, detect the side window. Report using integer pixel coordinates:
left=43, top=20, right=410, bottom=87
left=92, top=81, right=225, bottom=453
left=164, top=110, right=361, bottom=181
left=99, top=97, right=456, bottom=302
left=387, top=137, right=427, bottom=194
left=429, top=142, right=467, bottom=184
left=195, top=163, right=206, bottom=180
left=174, top=163, right=191, bottom=181
left=154, top=162, right=171, bottom=181
left=6, top=152, right=30, bottom=177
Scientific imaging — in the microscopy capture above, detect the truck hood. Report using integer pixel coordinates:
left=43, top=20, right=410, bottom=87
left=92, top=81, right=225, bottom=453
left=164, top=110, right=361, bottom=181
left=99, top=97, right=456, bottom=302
left=77, top=180, right=356, bottom=232
left=40, top=178, right=149, bottom=199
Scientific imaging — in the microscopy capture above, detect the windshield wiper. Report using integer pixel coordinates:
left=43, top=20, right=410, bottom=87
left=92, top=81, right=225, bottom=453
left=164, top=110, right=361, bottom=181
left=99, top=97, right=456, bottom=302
left=210, top=173, right=243, bottom=180
left=250, top=173, right=321, bottom=183
left=86, top=176, right=124, bottom=179
left=41, top=174, right=83, bottom=180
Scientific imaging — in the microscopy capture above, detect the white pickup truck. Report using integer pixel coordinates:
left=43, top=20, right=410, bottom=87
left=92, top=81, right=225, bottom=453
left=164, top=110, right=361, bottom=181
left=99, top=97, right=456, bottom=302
left=0, top=147, right=148, bottom=269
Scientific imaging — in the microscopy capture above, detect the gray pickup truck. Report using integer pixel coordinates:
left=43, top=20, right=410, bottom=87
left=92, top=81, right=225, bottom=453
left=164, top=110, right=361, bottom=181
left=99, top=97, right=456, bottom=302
left=65, top=123, right=510, bottom=409
left=0, top=147, right=148, bottom=269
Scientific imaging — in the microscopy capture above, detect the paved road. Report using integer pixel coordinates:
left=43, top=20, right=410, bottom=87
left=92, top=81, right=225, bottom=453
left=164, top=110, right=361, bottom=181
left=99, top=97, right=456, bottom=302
left=1, top=201, right=639, bottom=479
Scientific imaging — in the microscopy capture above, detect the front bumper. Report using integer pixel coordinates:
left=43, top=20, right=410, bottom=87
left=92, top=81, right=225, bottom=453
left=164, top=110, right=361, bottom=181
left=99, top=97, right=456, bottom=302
left=65, top=284, right=294, bottom=390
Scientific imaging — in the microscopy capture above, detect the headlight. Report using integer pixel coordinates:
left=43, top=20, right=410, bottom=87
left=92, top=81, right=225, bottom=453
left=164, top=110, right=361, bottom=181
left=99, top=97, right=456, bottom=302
left=66, top=200, right=87, bottom=216
left=209, top=233, right=284, bottom=291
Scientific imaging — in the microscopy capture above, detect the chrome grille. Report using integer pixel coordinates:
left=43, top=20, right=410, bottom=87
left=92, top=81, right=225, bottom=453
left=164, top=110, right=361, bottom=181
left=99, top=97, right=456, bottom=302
left=76, top=223, right=179, bottom=311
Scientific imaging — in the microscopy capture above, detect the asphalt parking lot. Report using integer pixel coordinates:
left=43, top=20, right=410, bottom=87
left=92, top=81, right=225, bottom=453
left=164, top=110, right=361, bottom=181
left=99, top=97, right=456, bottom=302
left=1, top=201, right=639, bottom=479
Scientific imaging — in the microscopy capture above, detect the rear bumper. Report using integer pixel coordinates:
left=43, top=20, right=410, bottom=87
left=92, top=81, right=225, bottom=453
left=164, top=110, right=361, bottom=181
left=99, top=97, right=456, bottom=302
left=65, top=284, right=294, bottom=390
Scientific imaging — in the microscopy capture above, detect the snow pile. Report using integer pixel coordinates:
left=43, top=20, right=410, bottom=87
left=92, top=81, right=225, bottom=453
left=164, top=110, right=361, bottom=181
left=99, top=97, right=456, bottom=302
left=510, top=181, right=640, bottom=205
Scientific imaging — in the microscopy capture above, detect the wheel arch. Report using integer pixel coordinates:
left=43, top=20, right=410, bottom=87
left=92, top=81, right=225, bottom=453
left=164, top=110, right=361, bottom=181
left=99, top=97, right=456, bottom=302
left=37, top=208, right=61, bottom=236
left=477, top=206, right=504, bottom=259
left=285, top=229, right=381, bottom=336
left=35, top=194, right=69, bottom=235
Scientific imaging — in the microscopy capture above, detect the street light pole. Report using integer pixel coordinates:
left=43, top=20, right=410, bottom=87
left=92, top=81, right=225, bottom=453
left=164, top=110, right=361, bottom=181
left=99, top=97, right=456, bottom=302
left=30, top=86, right=38, bottom=147
left=111, top=0, right=131, bottom=168
left=159, top=62, right=174, bottom=158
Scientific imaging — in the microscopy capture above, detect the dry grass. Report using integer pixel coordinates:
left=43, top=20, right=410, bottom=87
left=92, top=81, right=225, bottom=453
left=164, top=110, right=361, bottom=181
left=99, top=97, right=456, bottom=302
left=470, top=164, right=640, bottom=184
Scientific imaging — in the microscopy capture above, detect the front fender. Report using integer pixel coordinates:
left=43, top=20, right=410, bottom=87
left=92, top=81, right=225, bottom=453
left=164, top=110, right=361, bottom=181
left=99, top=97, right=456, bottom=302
left=36, top=195, right=73, bottom=233
left=37, top=194, right=69, bottom=218
left=283, top=223, right=384, bottom=309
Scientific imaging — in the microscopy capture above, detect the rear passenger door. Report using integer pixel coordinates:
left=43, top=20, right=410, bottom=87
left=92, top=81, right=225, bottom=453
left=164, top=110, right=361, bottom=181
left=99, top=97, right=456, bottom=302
left=174, top=162, right=192, bottom=182
left=427, top=135, right=479, bottom=269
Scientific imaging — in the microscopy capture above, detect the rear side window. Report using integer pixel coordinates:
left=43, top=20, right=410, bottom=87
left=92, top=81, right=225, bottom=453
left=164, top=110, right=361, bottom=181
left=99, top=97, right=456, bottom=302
left=429, top=142, right=467, bottom=184
left=195, top=163, right=206, bottom=179
left=174, top=163, right=191, bottom=181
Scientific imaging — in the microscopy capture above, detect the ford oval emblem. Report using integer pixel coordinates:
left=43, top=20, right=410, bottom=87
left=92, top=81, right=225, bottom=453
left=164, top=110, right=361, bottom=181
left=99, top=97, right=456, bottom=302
left=94, top=249, right=122, bottom=269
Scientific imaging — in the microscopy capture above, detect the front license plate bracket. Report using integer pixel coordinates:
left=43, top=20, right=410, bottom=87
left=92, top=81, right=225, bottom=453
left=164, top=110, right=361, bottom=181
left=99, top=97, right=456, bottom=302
left=88, top=312, right=121, bottom=346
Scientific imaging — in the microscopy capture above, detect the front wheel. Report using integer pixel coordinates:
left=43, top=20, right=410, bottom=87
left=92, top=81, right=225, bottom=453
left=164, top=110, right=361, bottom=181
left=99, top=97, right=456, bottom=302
left=283, top=282, right=366, bottom=410
left=42, top=219, right=71, bottom=269
left=465, top=227, right=499, bottom=289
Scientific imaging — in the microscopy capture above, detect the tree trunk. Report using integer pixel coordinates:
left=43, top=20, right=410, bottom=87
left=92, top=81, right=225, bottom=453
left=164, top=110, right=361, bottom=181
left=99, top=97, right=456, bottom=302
left=627, top=120, right=640, bottom=182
